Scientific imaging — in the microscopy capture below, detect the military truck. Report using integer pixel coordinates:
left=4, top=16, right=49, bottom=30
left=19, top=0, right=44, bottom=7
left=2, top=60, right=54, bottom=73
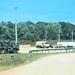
left=54, top=42, right=75, bottom=48
left=0, top=40, right=19, bottom=54
left=36, top=41, right=50, bottom=48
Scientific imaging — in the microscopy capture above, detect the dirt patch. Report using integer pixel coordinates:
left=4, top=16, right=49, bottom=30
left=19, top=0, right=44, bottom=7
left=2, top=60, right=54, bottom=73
left=20, top=45, right=31, bottom=48
left=18, top=46, right=37, bottom=53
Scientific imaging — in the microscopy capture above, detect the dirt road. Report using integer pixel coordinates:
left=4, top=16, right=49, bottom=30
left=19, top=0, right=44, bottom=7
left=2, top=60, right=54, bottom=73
left=1, top=53, right=75, bottom=75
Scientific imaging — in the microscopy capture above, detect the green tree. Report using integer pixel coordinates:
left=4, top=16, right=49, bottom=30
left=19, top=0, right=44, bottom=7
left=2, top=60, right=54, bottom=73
left=59, top=22, right=73, bottom=40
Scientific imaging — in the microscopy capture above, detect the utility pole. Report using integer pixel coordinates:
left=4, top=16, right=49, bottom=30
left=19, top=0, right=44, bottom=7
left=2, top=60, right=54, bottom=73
left=72, top=30, right=73, bottom=42
left=45, top=27, right=47, bottom=41
left=45, top=26, right=48, bottom=41
left=58, top=24, right=61, bottom=42
left=14, top=7, right=18, bottom=43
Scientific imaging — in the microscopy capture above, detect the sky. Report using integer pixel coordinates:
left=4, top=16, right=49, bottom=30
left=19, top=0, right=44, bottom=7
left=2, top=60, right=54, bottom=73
left=0, top=0, right=75, bottom=24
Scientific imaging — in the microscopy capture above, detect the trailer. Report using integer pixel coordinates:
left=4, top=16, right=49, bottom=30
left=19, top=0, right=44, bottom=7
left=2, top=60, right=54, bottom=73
left=56, top=42, right=75, bottom=48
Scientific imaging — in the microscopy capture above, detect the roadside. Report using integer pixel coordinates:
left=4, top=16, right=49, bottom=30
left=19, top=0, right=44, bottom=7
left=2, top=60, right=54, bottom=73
left=18, top=47, right=37, bottom=53
left=1, top=53, right=75, bottom=75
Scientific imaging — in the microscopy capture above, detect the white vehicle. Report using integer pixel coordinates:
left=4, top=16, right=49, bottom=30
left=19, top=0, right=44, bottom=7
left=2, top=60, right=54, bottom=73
left=43, top=43, right=50, bottom=48
left=55, top=42, right=75, bottom=48
left=36, top=41, right=50, bottom=48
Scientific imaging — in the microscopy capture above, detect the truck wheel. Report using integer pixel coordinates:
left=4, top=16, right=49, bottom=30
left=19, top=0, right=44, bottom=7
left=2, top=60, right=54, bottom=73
left=13, top=49, right=18, bottom=53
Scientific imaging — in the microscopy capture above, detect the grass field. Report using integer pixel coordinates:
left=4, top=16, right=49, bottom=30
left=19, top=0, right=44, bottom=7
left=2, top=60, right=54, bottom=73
left=0, top=53, right=54, bottom=71
left=19, top=40, right=75, bottom=46
left=0, top=51, right=75, bottom=71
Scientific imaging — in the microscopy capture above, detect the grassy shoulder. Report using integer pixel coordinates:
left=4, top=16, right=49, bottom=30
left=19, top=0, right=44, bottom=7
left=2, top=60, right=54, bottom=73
left=0, top=51, right=75, bottom=71
left=0, top=53, right=49, bottom=71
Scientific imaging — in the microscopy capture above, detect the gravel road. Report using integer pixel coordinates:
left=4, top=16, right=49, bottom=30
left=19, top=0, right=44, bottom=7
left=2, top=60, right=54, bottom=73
left=1, top=53, right=75, bottom=75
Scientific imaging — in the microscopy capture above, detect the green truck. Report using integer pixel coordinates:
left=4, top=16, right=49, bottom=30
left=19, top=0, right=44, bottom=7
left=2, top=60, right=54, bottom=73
left=0, top=40, right=19, bottom=54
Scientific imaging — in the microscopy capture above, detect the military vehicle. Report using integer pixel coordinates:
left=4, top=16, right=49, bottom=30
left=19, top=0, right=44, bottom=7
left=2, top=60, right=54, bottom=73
left=36, top=41, right=50, bottom=48
left=0, top=40, right=19, bottom=54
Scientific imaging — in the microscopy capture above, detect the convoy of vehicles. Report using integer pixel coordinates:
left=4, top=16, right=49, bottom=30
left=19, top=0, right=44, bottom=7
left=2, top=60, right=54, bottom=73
left=36, top=41, right=75, bottom=49
left=1, top=40, right=75, bottom=54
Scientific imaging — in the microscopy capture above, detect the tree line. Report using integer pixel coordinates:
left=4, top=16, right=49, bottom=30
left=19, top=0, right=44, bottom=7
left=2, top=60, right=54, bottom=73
left=0, top=21, right=75, bottom=42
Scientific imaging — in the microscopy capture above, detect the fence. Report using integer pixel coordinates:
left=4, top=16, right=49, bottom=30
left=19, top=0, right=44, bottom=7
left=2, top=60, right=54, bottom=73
left=28, top=48, right=75, bottom=56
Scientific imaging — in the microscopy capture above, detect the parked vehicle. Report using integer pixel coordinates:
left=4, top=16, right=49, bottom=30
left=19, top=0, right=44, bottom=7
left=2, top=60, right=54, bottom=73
left=36, top=41, right=50, bottom=48
left=55, top=42, right=75, bottom=48
left=43, top=43, right=50, bottom=48
left=0, top=40, right=19, bottom=54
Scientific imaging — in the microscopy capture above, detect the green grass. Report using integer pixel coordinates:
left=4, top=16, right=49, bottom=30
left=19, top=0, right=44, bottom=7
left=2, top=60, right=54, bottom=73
left=0, top=53, right=53, bottom=71
left=18, top=40, right=36, bottom=46
left=19, top=40, right=75, bottom=46
left=0, top=51, right=75, bottom=71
